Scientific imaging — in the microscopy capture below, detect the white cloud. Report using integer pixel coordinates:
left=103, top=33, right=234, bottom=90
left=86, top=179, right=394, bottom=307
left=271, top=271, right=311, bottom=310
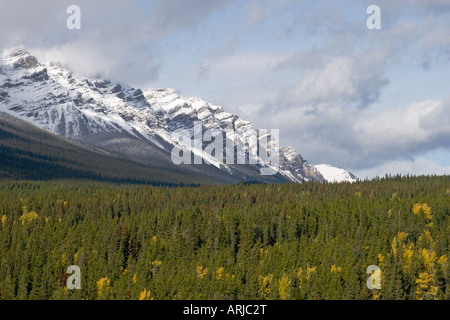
left=293, top=57, right=356, bottom=103
left=0, top=0, right=236, bottom=87
left=33, top=43, right=119, bottom=80
left=190, top=51, right=290, bottom=112
left=354, top=99, right=450, bottom=160
left=261, top=92, right=450, bottom=170
left=202, top=52, right=287, bottom=79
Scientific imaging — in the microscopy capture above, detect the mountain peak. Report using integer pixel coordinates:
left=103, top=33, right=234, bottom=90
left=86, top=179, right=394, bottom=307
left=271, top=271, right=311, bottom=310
left=280, top=146, right=301, bottom=162
left=2, top=45, right=27, bottom=56
left=314, top=164, right=357, bottom=183
left=1, top=46, right=39, bottom=69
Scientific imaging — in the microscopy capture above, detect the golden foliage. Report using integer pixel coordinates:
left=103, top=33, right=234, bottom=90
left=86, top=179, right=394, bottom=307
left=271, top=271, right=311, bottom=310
left=215, top=267, right=234, bottom=281
left=296, top=266, right=317, bottom=284
left=437, top=255, right=448, bottom=268
left=1, top=214, right=6, bottom=226
left=391, top=231, right=408, bottom=256
left=73, top=248, right=82, bottom=265
left=418, top=230, right=435, bottom=248
left=390, top=232, right=417, bottom=272
left=306, top=266, right=316, bottom=280
left=196, top=265, right=208, bottom=279
left=278, top=274, right=292, bottom=300
left=420, top=248, right=438, bottom=272
left=19, top=206, right=39, bottom=225
left=412, top=203, right=421, bottom=215
left=412, top=203, right=432, bottom=221
left=415, top=272, right=438, bottom=300
left=330, top=264, right=342, bottom=273
left=152, top=260, right=162, bottom=268
left=138, top=288, right=153, bottom=300
left=402, top=243, right=414, bottom=272
left=258, top=274, right=273, bottom=300
left=372, top=290, right=381, bottom=300
left=216, top=267, right=225, bottom=280
left=96, top=277, right=112, bottom=299
left=377, top=253, right=385, bottom=269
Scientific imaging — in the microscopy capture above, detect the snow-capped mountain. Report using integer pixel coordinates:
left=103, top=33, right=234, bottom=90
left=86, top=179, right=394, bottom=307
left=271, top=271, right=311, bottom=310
left=0, top=46, right=356, bottom=183
left=314, top=164, right=358, bottom=183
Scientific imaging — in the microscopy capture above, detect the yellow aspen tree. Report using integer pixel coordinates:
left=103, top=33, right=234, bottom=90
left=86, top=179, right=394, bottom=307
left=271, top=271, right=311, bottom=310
left=19, top=206, right=39, bottom=224
left=196, top=265, right=208, bottom=279
left=258, top=274, right=273, bottom=300
left=437, top=255, right=448, bottom=269
left=418, top=230, right=435, bottom=248
left=402, top=243, right=414, bottom=272
left=412, top=203, right=433, bottom=223
left=216, top=267, right=225, bottom=280
left=138, top=288, right=153, bottom=300
left=96, top=277, right=112, bottom=299
left=377, top=253, right=385, bottom=269
left=391, top=231, right=408, bottom=257
left=306, top=266, right=316, bottom=280
left=415, top=272, right=438, bottom=300
left=278, top=273, right=292, bottom=300
left=420, top=249, right=438, bottom=272
left=330, top=265, right=342, bottom=273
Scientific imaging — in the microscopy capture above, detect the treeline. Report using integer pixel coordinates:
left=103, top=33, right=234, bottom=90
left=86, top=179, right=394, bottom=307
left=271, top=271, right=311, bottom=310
left=0, top=176, right=449, bottom=300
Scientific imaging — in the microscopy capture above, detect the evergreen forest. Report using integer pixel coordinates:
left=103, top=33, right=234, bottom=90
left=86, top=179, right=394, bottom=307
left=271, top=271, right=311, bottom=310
left=0, top=175, right=448, bottom=300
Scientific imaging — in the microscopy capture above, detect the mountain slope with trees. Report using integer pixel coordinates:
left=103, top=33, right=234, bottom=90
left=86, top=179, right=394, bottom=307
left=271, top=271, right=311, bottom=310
left=0, top=111, right=231, bottom=185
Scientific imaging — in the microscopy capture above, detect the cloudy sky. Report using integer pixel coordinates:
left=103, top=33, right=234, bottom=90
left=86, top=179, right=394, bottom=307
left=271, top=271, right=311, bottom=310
left=1, top=0, right=449, bottom=178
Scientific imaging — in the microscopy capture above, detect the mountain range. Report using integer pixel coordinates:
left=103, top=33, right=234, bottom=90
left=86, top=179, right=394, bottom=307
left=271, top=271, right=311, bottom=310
left=0, top=46, right=356, bottom=184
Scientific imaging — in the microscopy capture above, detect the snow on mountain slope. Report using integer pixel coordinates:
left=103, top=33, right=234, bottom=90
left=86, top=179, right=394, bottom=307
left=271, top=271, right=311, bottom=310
left=0, top=46, right=165, bottom=145
left=143, top=88, right=324, bottom=181
left=0, top=46, right=355, bottom=183
left=314, top=164, right=358, bottom=183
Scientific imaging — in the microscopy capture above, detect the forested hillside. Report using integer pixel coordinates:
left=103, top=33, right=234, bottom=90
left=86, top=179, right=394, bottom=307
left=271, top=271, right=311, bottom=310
left=0, top=176, right=448, bottom=300
left=0, top=112, right=218, bottom=185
